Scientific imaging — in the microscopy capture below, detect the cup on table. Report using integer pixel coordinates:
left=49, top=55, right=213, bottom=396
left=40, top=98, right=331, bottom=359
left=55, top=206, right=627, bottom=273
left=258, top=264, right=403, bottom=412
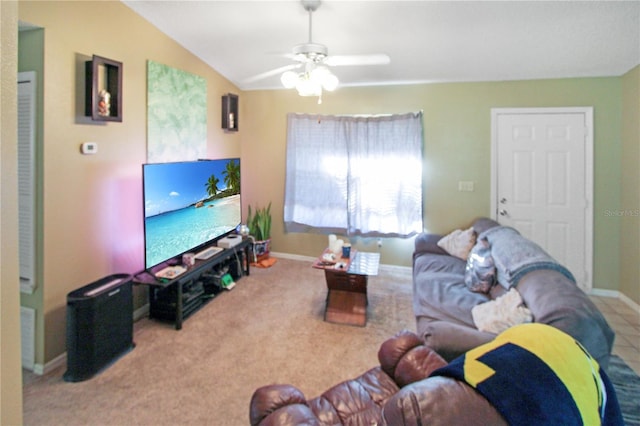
left=342, top=243, right=351, bottom=258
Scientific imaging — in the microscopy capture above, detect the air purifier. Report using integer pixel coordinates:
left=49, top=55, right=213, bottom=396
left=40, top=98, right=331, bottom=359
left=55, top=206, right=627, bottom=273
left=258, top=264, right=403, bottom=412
left=64, top=273, right=135, bottom=382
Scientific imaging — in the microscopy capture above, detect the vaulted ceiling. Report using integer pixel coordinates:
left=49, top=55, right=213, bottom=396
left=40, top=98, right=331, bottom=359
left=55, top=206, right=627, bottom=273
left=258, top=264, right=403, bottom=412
left=123, top=1, right=640, bottom=91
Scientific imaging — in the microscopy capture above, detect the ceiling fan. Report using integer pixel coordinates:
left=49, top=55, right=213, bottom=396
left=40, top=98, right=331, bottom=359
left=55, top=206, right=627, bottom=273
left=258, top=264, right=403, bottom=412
left=244, top=0, right=390, bottom=102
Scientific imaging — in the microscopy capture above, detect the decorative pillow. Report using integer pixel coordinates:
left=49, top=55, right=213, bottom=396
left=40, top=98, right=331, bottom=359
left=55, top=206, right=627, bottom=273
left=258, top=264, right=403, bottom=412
left=437, top=227, right=476, bottom=260
left=471, top=288, right=533, bottom=334
left=464, top=238, right=497, bottom=293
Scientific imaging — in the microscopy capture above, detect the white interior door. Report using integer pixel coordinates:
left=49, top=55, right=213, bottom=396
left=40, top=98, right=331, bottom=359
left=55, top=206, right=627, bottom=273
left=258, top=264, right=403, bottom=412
left=491, top=107, right=593, bottom=291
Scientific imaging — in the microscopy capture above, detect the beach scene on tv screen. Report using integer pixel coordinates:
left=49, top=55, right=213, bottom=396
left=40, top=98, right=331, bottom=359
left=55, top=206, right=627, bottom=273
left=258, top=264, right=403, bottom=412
left=144, top=159, right=241, bottom=268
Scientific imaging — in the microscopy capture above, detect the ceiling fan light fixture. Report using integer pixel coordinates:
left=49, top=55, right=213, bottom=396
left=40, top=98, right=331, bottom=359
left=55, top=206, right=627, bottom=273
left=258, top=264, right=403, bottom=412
left=296, top=77, right=321, bottom=97
left=322, top=72, right=339, bottom=92
left=282, top=63, right=338, bottom=99
left=281, top=70, right=300, bottom=89
left=247, top=0, right=389, bottom=103
left=310, top=66, right=338, bottom=91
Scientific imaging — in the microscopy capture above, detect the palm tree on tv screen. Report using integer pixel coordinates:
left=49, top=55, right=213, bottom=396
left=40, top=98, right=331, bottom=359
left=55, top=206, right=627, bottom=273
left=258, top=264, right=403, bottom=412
left=223, top=160, right=240, bottom=195
left=206, top=175, right=220, bottom=197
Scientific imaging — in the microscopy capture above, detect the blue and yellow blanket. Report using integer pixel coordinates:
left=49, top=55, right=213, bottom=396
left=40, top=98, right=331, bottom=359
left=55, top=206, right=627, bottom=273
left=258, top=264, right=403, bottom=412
left=430, top=323, right=622, bottom=425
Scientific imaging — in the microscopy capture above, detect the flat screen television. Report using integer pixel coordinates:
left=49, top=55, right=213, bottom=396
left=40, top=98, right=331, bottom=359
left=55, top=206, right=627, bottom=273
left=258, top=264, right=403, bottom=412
left=142, top=158, right=241, bottom=270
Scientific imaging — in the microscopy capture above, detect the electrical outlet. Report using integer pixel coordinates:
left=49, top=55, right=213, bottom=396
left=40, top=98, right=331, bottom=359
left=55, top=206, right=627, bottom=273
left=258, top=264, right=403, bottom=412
left=377, top=238, right=383, bottom=248
left=458, top=181, right=474, bottom=192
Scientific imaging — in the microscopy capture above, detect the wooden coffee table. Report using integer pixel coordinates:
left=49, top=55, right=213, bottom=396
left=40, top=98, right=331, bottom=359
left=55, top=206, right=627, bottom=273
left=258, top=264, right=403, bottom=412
left=313, top=250, right=380, bottom=326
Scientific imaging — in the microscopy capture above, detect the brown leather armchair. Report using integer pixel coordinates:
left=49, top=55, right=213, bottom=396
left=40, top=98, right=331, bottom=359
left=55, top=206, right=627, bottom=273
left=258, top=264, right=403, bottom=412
left=249, top=330, right=506, bottom=426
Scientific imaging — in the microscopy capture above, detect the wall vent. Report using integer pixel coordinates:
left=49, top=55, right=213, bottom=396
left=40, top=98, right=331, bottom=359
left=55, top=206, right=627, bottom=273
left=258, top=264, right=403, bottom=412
left=21, top=306, right=35, bottom=370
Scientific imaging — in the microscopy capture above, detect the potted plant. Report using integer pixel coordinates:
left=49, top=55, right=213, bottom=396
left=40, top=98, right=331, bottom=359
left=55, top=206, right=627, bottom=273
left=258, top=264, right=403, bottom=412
left=246, top=202, right=272, bottom=261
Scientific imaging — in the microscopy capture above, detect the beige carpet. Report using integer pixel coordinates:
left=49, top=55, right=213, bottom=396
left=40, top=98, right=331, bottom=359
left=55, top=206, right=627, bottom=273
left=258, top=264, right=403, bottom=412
left=23, top=257, right=415, bottom=426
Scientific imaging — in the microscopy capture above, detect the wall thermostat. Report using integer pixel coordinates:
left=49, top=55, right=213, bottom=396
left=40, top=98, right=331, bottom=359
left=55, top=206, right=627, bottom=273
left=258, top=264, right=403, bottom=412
left=81, top=142, right=98, bottom=155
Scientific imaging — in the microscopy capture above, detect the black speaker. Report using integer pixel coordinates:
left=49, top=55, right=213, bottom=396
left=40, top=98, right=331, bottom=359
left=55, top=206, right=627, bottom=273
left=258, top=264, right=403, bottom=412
left=64, top=273, right=135, bottom=382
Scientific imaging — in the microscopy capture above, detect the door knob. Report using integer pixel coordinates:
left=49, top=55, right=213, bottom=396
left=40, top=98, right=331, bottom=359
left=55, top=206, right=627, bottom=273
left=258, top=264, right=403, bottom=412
left=499, top=209, right=508, bottom=216
left=500, top=198, right=507, bottom=204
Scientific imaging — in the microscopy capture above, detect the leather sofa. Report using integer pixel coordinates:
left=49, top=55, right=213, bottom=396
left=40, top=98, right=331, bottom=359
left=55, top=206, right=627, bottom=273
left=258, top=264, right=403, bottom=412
left=413, top=217, right=615, bottom=369
left=249, top=330, right=507, bottom=426
left=249, top=326, right=622, bottom=425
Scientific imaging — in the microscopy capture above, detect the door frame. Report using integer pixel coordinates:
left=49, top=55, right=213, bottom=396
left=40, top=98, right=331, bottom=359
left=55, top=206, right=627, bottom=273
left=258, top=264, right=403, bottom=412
left=490, top=107, right=594, bottom=290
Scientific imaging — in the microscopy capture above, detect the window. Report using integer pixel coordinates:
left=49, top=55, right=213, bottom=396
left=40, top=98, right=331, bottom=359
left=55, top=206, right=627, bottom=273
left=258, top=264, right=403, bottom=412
left=284, top=112, right=423, bottom=237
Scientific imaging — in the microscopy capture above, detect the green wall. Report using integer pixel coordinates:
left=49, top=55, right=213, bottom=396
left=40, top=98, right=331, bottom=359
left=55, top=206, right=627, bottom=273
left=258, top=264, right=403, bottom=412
left=620, top=65, right=640, bottom=305
left=242, top=78, right=623, bottom=295
left=13, top=0, right=637, bottom=374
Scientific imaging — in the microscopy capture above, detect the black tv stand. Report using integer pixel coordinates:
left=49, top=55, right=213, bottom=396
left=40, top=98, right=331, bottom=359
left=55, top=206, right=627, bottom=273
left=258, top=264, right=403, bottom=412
left=133, top=238, right=251, bottom=330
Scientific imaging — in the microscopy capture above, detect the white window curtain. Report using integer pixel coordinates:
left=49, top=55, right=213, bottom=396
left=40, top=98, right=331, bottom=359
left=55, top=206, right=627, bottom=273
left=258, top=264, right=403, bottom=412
left=284, top=111, right=423, bottom=237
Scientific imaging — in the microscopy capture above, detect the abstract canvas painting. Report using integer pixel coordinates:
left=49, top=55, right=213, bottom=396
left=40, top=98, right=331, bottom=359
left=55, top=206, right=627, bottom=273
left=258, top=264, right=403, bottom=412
left=147, top=61, right=207, bottom=162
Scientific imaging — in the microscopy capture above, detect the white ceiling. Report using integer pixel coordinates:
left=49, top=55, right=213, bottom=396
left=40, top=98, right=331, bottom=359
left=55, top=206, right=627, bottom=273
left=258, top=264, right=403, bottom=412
left=122, top=0, right=640, bottom=91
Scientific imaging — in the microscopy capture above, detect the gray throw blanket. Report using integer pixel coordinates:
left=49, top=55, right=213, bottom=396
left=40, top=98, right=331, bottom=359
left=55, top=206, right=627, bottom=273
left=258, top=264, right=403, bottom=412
left=479, top=226, right=576, bottom=288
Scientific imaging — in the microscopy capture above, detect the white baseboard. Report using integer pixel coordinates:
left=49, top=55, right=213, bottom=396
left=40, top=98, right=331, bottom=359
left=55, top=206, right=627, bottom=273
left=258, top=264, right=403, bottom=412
left=270, top=251, right=315, bottom=262
left=28, top=308, right=148, bottom=376
left=276, top=251, right=639, bottom=308
left=590, top=288, right=640, bottom=313
left=590, top=288, right=619, bottom=298
left=379, top=263, right=412, bottom=274
left=27, top=259, right=637, bottom=375
left=271, top=251, right=412, bottom=274
left=618, top=291, right=640, bottom=312
left=33, top=351, right=66, bottom=376
left=134, top=304, right=149, bottom=321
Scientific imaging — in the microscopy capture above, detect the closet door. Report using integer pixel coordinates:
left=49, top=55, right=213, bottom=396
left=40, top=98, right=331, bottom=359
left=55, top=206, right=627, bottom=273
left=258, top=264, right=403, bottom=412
left=18, top=71, right=36, bottom=294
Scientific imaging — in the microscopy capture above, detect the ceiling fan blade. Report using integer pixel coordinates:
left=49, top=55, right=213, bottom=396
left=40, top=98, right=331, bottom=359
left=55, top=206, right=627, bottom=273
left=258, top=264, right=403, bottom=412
left=324, top=54, right=391, bottom=67
left=242, top=63, right=300, bottom=84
